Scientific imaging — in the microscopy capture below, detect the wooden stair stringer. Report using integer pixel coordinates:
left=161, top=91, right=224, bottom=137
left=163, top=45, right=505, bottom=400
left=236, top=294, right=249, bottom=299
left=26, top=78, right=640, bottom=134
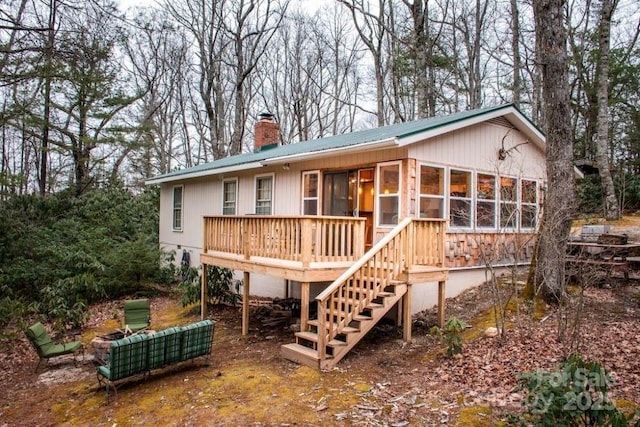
left=322, top=283, right=407, bottom=369
left=281, top=283, right=408, bottom=370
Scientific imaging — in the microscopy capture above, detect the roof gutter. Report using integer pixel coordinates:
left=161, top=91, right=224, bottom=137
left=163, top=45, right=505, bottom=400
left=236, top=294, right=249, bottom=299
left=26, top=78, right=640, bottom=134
left=145, top=161, right=264, bottom=185
left=260, top=137, right=398, bottom=166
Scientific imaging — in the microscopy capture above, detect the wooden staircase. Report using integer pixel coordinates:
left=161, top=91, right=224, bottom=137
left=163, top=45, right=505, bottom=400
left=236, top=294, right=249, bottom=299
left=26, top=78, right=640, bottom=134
left=281, top=218, right=440, bottom=370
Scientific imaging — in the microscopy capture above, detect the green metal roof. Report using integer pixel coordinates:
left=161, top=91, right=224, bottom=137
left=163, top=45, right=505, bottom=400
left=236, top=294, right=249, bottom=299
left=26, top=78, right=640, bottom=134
left=147, top=103, right=539, bottom=184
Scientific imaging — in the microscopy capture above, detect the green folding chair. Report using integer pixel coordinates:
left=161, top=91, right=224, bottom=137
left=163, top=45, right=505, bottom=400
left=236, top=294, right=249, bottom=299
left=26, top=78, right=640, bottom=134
left=25, top=322, right=84, bottom=372
left=123, top=299, right=151, bottom=332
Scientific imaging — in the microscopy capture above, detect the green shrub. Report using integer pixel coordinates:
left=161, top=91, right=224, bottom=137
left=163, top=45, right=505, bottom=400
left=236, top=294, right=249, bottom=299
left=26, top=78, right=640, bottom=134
left=432, top=316, right=467, bottom=357
left=511, top=354, right=634, bottom=426
left=177, top=265, right=240, bottom=310
left=0, top=186, right=163, bottom=329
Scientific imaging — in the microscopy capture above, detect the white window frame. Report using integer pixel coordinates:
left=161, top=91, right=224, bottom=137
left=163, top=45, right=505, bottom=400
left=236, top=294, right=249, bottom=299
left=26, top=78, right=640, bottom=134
left=499, top=176, right=519, bottom=230
left=417, top=163, right=446, bottom=219
left=520, top=179, right=538, bottom=230
left=448, top=168, right=473, bottom=229
left=476, top=172, right=497, bottom=229
left=222, top=178, right=238, bottom=216
left=376, top=161, right=402, bottom=227
left=301, top=170, right=320, bottom=215
left=254, top=173, right=274, bottom=215
left=172, top=185, right=183, bottom=231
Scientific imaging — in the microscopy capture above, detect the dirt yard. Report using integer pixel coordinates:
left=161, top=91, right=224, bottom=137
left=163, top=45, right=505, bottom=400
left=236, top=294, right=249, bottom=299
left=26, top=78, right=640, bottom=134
left=1, top=216, right=640, bottom=426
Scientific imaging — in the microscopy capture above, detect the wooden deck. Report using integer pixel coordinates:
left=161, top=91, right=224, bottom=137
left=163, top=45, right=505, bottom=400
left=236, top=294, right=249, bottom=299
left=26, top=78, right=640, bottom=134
left=199, top=215, right=449, bottom=369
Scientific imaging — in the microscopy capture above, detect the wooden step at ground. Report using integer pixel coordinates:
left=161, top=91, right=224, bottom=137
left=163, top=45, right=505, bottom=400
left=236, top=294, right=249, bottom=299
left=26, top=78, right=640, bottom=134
left=281, top=343, right=327, bottom=369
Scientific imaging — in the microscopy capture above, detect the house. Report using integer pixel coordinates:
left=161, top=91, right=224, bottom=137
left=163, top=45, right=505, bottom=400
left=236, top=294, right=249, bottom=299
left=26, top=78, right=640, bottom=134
left=146, top=104, right=546, bottom=369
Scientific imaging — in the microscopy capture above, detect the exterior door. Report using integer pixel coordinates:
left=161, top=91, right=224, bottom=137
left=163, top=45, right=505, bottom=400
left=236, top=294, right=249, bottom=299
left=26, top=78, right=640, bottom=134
left=323, top=169, right=374, bottom=248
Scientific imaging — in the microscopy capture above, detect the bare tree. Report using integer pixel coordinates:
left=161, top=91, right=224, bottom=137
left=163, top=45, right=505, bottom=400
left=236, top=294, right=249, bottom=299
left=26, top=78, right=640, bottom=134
left=225, top=0, right=289, bottom=156
left=595, top=0, right=620, bottom=219
left=339, top=0, right=388, bottom=126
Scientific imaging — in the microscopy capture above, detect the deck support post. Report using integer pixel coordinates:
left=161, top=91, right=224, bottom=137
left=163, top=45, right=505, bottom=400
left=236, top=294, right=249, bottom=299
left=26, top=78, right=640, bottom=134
left=242, top=271, right=250, bottom=335
left=402, top=284, right=412, bottom=341
left=300, top=282, right=310, bottom=332
left=437, top=280, right=446, bottom=328
left=201, top=264, right=207, bottom=320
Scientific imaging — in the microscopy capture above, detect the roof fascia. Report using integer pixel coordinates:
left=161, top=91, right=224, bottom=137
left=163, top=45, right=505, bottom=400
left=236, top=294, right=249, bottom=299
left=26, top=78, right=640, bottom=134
left=145, top=161, right=264, bottom=185
left=260, top=137, right=398, bottom=166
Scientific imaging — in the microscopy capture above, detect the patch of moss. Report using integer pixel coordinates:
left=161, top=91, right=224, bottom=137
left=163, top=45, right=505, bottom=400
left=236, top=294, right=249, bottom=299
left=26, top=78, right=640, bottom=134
left=614, top=399, right=638, bottom=418
left=353, top=383, right=371, bottom=393
left=454, top=405, right=492, bottom=427
left=531, top=296, right=547, bottom=321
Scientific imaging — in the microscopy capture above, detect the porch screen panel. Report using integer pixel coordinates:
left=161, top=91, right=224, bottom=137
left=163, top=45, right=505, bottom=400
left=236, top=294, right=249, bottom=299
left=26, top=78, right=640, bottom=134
left=418, top=165, right=444, bottom=218
left=449, top=169, right=472, bottom=227
left=476, top=173, right=496, bottom=228
left=377, top=163, right=400, bottom=226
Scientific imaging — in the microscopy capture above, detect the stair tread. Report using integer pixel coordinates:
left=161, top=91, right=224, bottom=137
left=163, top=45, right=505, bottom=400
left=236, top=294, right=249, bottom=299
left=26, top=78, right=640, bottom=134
left=308, top=319, right=360, bottom=333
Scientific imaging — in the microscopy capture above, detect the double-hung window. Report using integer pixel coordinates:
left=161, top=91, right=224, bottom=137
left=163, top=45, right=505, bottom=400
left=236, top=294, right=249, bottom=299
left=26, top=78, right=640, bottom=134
left=418, top=165, right=445, bottom=218
left=255, top=174, right=273, bottom=215
left=172, top=185, right=183, bottom=231
left=222, top=179, right=237, bottom=215
left=476, top=173, right=496, bottom=228
left=302, top=171, right=319, bottom=215
left=449, top=169, right=472, bottom=228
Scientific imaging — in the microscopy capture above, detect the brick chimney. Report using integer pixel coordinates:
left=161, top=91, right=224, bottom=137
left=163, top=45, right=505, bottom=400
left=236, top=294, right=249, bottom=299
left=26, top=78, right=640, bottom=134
left=254, top=112, right=280, bottom=152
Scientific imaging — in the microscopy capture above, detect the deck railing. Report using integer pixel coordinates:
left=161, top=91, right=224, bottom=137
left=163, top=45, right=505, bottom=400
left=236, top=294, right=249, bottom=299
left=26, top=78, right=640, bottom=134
left=314, top=218, right=446, bottom=360
left=203, top=215, right=366, bottom=266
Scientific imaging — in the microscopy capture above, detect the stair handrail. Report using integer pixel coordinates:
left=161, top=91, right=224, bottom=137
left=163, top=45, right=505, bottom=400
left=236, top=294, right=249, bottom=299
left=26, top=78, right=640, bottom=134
left=315, top=217, right=414, bottom=360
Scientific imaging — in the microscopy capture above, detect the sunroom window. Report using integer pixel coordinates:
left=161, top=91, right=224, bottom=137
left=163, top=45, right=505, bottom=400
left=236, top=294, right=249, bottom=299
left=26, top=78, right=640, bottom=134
left=521, top=179, right=538, bottom=229
left=476, top=173, right=496, bottom=228
left=377, top=162, right=400, bottom=226
left=449, top=169, right=472, bottom=227
left=419, top=165, right=445, bottom=218
left=500, top=176, right=518, bottom=228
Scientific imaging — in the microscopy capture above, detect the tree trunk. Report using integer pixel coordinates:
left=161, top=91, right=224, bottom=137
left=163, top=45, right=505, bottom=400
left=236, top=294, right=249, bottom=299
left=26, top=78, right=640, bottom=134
left=532, top=0, right=576, bottom=303
left=595, top=0, right=620, bottom=220
left=40, top=0, right=57, bottom=196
